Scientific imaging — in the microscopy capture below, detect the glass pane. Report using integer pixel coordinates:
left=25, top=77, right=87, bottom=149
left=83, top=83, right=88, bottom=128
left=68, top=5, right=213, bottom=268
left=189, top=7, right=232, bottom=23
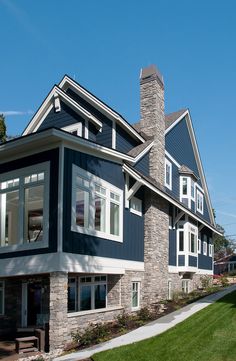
left=76, top=188, right=89, bottom=228
left=80, top=285, right=91, bottom=311
left=95, top=184, right=106, bottom=195
left=110, top=192, right=120, bottom=202
left=95, top=284, right=106, bottom=309
left=68, top=284, right=76, bottom=312
left=24, top=185, right=44, bottom=243
left=191, top=233, right=195, bottom=253
left=0, top=190, right=19, bottom=246
left=95, top=196, right=106, bottom=232
left=110, top=202, right=119, bottom=236
left=179, top=231, right=184, bottom=251
left=132, top=290, right=138, bottom=307
left=182, top=178, right=188, bottom=195
left=166, top=164, right=170, bottom=185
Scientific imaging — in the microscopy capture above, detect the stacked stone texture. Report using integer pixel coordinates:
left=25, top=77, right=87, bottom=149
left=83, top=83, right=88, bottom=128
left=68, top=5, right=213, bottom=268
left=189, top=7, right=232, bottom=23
left=49, top=272, right=68, bottom=349
left=139, top=66, right=169, bottom=303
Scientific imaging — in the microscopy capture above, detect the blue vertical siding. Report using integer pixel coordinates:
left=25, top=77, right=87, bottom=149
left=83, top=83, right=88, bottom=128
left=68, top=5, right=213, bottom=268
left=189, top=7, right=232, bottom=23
left=189, top=255, right=197, bottom=267
left=63, top=148, right=144, bottom=262
left=165, top=157, right=179, bottom=198
left=116, top=124, right=140, bottom=153
left=169, top=229, right=177, bottom=266
left=134, top=153, right=150, bottom=177
left=38, top=101, right=85, bottom=131
left=178, top=255, right=185, bottom=266
left=198, top=228, right=213, bottom=270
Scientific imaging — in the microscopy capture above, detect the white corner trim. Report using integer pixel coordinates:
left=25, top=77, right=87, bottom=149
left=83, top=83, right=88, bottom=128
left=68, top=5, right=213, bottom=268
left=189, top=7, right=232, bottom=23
left=59, top=75, right=145, bottom=143
left=112, top=120, right=116, bottom=149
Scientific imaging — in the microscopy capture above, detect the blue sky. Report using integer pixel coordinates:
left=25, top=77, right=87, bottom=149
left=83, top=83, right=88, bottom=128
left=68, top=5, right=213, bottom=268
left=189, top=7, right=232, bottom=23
left=1, top=0, right=236, bottom=239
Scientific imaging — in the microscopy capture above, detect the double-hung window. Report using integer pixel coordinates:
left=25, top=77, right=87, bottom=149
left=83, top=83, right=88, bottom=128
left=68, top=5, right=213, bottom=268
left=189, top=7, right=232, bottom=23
left=182, top=280, right=189, bottom=294
left=72, top=165, right=123, bottom=242
left=0, top=281, right=4, bottom=315
left=0, top=163, right=49, bottom=250
left=196, top=190, right=204, bottom=214
left=68, top=275, right=107, bottom=312
left=188, top=225, right=197, bottom=254
left=209, top=240, right=213, bottom=257
left=165, top=159, right=172, bottom=190
left=198, top=234, right=201, bottom=254
left=203, top=235, right=207, bottom=255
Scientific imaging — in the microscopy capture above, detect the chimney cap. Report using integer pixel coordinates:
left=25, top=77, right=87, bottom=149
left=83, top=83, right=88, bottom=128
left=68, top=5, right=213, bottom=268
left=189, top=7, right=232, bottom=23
left=140, top=64, right=164, bottom=87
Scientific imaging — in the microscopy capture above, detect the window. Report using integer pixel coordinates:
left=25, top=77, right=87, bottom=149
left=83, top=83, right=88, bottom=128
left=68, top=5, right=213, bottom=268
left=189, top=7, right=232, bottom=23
left=179, top=229, right=184, bottom=252
left=191, top=179, right=195, bottom=200
left=182, top=177, right=188, bottom=196
left=182, top=280, right=189, bottom=294
left=68, top=275, right=107, bottom=312
left=0, top=281, right=4, bottom=315
left=131, top=282, right=140, bottom=309
left=180, top=176, right=191, bottom=208
left=0, top=163, right=49, bottom=249
left=130, top=197, right=142, bottom=216
left=198, top=234, right=201, bottom=254
left=165, top=159, right=172, bottom=190
left=203, top=235, right=207, bottom=255
left=196, top=190, right=204, bottom=214
left=62, top=123, right=82, bottom=137
left=72, top=165, right=123, bottom=242
left=188, top=225, right=197, bottom=254
left=209, top=240, right=213, bottom=257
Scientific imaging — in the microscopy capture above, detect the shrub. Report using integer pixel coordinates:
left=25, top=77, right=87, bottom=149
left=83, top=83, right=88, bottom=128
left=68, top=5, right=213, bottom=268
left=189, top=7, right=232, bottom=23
left=200, top=275, right=212, bottom=289
left=220, top=275, right=229, bottom=287
left=172, top=291, right=182, bottom=303
left=71, top=322, right=110, bottom=346
left=136, top=307, right=153, bottom=322
left=116, top=311, right=132, bottom=328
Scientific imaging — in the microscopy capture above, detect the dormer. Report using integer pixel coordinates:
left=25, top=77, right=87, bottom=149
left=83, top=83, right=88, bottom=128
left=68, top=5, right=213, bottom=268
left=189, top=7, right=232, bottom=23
left=179, top=165, right=204, bottom=213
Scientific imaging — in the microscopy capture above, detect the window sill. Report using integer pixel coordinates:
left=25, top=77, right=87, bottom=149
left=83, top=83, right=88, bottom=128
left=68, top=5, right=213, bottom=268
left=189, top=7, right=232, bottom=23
left=68, top=305, right=123, bottom=318
left=71, top=226, right=123, bottom=243
left=0, top=240, right=48, bottom=254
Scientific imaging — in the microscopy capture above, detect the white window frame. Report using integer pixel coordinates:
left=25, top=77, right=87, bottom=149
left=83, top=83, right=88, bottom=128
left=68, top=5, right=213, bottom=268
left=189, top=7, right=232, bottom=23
left=209, top=239, right=213, bottom=257
left=191, top=179, right=195, bottom=201
left=196, top=189, right=204, bottom=214
left=180, top=176, right=191, bottom=208
left=182, top=279, right=189, bottom=294
left=130, top=196, right=142, bottom=217
left=165, top=159, right=172, bottom=190
left=131, top=281, right=140, bottom=310
left=198, top=234, right=201, bottom=254
left=188, top=224, right=198, bottom=255
left=177, top=218, right=199, bottom=267
left=203, top=235, right=207, bottom=255
left=0, top=162, right=50, bottom=253
left=0, top=280, right=4, bottom=315
left=71, top=164, right=123, bottom=242
left=62, top=123, right=82, bottom=137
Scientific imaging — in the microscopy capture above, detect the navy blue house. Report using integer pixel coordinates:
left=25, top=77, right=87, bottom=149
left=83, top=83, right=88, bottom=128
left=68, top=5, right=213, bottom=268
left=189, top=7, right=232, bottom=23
left=0, top=66, right=220, bottom=349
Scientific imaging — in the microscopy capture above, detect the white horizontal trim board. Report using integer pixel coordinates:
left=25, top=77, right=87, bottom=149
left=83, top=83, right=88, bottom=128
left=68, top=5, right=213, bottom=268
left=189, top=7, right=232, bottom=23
left=168, top=266, right=213, bottom=275
left=0, top=252, right=144, bottom=277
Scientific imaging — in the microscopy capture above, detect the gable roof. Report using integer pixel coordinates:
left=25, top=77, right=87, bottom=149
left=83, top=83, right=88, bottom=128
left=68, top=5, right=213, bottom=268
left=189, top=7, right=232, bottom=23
left=23, top=74, right=145, bottom=144
left=165, top=109, right=188, bottom=130
left=165, top=109, right=216, bottom=226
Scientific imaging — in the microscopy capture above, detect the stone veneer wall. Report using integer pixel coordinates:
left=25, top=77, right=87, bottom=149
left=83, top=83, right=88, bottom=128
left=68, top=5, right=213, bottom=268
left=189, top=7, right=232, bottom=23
left=143, top=190, right=169, bottom=303
left=120, top=270, right=145, bottom=310
left=168, top=273, right=212, bottom=296
left=49, top=272, right=68, bottom=350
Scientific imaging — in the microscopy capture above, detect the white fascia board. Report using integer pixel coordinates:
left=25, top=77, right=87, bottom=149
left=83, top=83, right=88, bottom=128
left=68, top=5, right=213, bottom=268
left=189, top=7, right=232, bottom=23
left=165, top=150, right=181, bottom=168
left=168, top=266, right=213, bottom=275
left=122, top=164, right=222, bottom=235
left=185, top=111, right=215, bottom=226
left=165, top=110, right=189, bottom=135
left=22, top=86, right=102, bottom=136
left=133, top=141, right=154, bottom=164
left=0, top=252, right=144, bottom=277
left=59, top=75, right=145, bottom=143
left=0, top=128, right=135, bottom=165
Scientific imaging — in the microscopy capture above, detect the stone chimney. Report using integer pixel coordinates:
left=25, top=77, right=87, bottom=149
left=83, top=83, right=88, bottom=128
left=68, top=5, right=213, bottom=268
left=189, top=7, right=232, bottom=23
left=139, top=65, right=165, bottom=185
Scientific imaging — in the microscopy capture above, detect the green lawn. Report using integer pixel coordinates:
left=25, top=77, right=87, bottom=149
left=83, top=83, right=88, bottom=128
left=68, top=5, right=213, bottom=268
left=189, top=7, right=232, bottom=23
left=92, top=291, right=236, bottom=361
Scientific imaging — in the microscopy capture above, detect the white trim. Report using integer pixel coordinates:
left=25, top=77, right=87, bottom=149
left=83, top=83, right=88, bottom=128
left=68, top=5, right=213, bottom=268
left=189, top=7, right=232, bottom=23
left=57, top=144, right=64, bottom=253
left=198, top=235, right=201, bottom=254
left=130, top=196, right=142, bottom=217
left=165, top=110, right=215, bottom=225
left=71, top=165, right=123, bottom=243
left=168, top=265, right=213, bottom=275
left=196, top=189, right=204, bottom=214
left=165, top=110, right=189, bottom=134
left=84, top=119, right=89, bottom=139
left=180, top=175, right=191, bottom=208
left=165, top=158, right=172, bottom=190
left=122, top=163, right=221, bottom=235
left=133, top=141, right=154, bottom=164
left=62, top=123, right=82, bottom=136
left=0, top=162, right=50, bottom=253
left=33, top=104, right=54, bottom=133
left=59, top=75, right=145, bottom=143
left=112, top=120, right=116, bottom=149
left=0, top=252, right=144, bottom=277
left=23, top=86, right=102, bottom=136
left=203, top=235, right=207, bottom=256
left=127, top=181, right=142, bottom=201
left=0, top=280, right=4, bottom=315
left=165, top=151, right=180, bottom=168
left=131, top=281, right=141, bottom=310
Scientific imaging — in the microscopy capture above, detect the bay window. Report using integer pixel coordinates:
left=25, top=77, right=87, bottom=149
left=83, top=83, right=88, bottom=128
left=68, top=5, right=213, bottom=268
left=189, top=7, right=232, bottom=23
left=188, top=225, right=197, bottom=254
left=197, top=190, right=204, bottom=214
left=177, top=220, right=198, bottom=266
left=0, top=163, right=49, bottom=250
left=68, top=275, right=107, bottom=313
left=72, top=165, right=123, bottom=242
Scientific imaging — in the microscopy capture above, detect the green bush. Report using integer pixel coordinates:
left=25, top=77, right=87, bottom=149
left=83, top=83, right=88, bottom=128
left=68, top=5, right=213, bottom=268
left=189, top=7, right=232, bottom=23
left=220, top=275, right=229, bottom=287
left=71, top=322, right=110, bottom=346
left=116, top=311, right=132, bottom=328
left=200, top=275, right=212, bottom=289
left=136, top=307, right=153, bottom=322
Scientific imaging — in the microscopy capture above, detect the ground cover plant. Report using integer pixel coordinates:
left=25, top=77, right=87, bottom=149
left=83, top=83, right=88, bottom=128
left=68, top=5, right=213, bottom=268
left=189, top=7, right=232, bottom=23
left=92, top=290, right=236, bottom=361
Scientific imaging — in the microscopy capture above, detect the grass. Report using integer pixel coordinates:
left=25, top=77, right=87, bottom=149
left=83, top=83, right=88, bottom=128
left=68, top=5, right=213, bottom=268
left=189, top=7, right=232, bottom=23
left=92, top=291, right=236, bottom=361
